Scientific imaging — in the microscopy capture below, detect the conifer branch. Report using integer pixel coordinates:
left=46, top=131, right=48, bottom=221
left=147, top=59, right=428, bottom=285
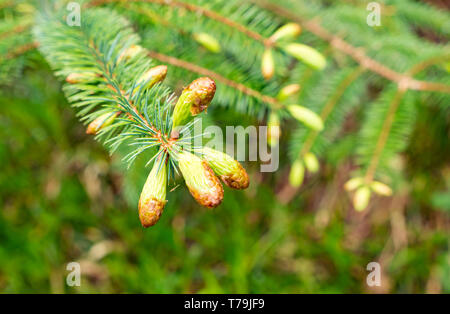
left=250, top=0, right=450, bottom=94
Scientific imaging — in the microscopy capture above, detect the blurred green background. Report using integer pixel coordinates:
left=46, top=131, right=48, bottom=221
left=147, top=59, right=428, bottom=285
left=0, top=59, right=448, bottom=293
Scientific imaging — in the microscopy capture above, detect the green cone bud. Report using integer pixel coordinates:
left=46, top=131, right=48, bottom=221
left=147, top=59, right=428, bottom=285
left=199, top=147, right=249, bottom=189
left=283, top=43, right=326, bottom=70
left=135, top=65, right=167, bottom=92
left=86, top=111, right=120, bottom=135
left=303, top=152, right=319, bottom=173
left=289, top=159, right=305, bottom=188
left=172, top=77, right=216, bottom=129
left=118, top=44, right=143, bottom=63
left=287, top=104, right=324, bottom=131
left=138, top=161, right=167, bottom=228
left=353, top=186, right=371, bottom=211
left=267, top=112, right=281, bottom=147
left=193, top=33, right=221, bottom=53
left=371, top=181, right=392, bottom=196
left=178, top=151, right=224, bottom=208
left=262, top=49, right=275, bottom=80
left=344, top=177, right=364, bottom=191
left=270, top=23, right=302, bottom=42
left=277, top=84, right=301, bottom=101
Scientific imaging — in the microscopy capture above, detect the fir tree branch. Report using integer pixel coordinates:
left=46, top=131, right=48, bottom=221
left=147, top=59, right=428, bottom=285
left=250, top=0, right=450, bottom=94
left=147, top=50, right=282, bottom=109
left=363, top=88, right=407, bottom=183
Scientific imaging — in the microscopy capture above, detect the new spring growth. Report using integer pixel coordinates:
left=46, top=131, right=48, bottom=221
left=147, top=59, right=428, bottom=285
left=289, top=159, right=305, bottom=188
left=66, top=72, right=99, bottom=84
left=199, top=147, right=249, bottom=190
left=269, top=23, right=302, bottom=43
left=86, top=111, right=120, bottom=135
left=287, top=104, right=324, bottom=131
left=353, top=186, right=371, bottom=211
left=282, top=43, right=326, bottom=70
left=135, top=65, right=168, bottom=93
left=118, top=44, right=143, bottom=63
left=303, top=152, right=319, bottom=173
left=172, top=77, right=216, bottom=129
left=267, top=112, right=281, bottom=148
left=193, top=33, right=221, bottom=53
left=178, top=151, right=224, bottom=208
left=345, top=178, right=393, bottom=211
left=277, top=84, right=301, bottom=102
left=138, top=160, right=167, bottom=228
left=262, top=48, right=275, bottom=80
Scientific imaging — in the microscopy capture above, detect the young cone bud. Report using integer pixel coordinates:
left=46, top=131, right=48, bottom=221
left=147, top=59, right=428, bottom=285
left=277, top=84, right=301, bottom=101
left=303, top=152, right=319, bottom=173
left=371, top=181, right=393, bottom=196
left=135, top=65, right=167, bottom=92
left=270, top=23, right=302, bottom=42
left=267, top=112, right=281, bottom=147
left=118, top=44, right=143, bottom=63
left=283, top=43, right=326, bottom=70
left=289, top=159, right=305, bottom=188
left=200, top=147, right=249, bottom=189
left=353, top=186, right=371, bottom=212
left=193, top=33, right=221, bottom=53
left=262, top=49, right=275, bottom=80
left=287, top=105, right=324, bottom=131
left=86, top=111, right=120, bottom=135
left=138, top=161, right=167, bottom=228
left=172, top=77, right=216, bottom=128
left=344, top=177, right=364, bottom=191
left=178, top=151, right=224, bottom=208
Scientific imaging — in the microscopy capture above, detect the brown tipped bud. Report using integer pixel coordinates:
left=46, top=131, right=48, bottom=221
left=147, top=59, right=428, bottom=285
left=277, top=84, right=301, bottom=101
left=267, top=112, right=281, bottom=147
left=178, top=151, right=224, bottom=208
left=282, top=43, right=326, bottom=70
left=86, top=111, right=120, bottom=135
left=193, top=33, right=221, bottom=53
left=118, top=44, right=143, bottom=63
left=138, top=161, right=167, bottom=228
left=172, top=77, right=216, bottom=128
left=270, top=23, right=302, bottom=43
left=261, top=48, right=275, bottom=80
left=136, top=65, right=168, bottom=91
left=200, top=147, right=249, bottom=190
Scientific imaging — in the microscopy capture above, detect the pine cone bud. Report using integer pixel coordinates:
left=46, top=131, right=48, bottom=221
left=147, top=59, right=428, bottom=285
left=86, top=111, right=120, bottom=135
left=136, top=65, right=168, bottom=91
left=287, top=104, right=324, bottom=131
left=344, top=177, right=364, bottom=191
left=200, top=147, right=249, bottom=189
left=178, top=151, right=224, bottom=208
left=277, top=84, right=301, bottom=101
left=172, top=77, right=216, bottom=128
left=283, top=43, right=326, bottom=70
left=289, top=159, right=305, bottom=187
left=353, top=186, right=371, bottom=211
left=371, top=181, right=392, bottom=196
left=193, top=33, right=221, bottom=53
left=267, top=112, right=281, bottom=147
left=270, top=23, right=302, bottom=42
left=303, top=152, right=319, bottom=173
left=118, top=44, right=143, bottom=63
left=261, top=48, right=275, bottom=80
left=138, top=161, right=167, bottom=228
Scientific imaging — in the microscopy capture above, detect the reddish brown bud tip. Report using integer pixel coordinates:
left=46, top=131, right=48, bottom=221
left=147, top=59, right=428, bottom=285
left=138, top=197, right=166, bottom=228
left=185, top=77, right=216, bottom=115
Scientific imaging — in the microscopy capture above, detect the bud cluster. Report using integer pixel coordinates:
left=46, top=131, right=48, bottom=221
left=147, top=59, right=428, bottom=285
left=344, top=177, right=393, bottom=211
left=289, top=152, right=320, bottom=188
